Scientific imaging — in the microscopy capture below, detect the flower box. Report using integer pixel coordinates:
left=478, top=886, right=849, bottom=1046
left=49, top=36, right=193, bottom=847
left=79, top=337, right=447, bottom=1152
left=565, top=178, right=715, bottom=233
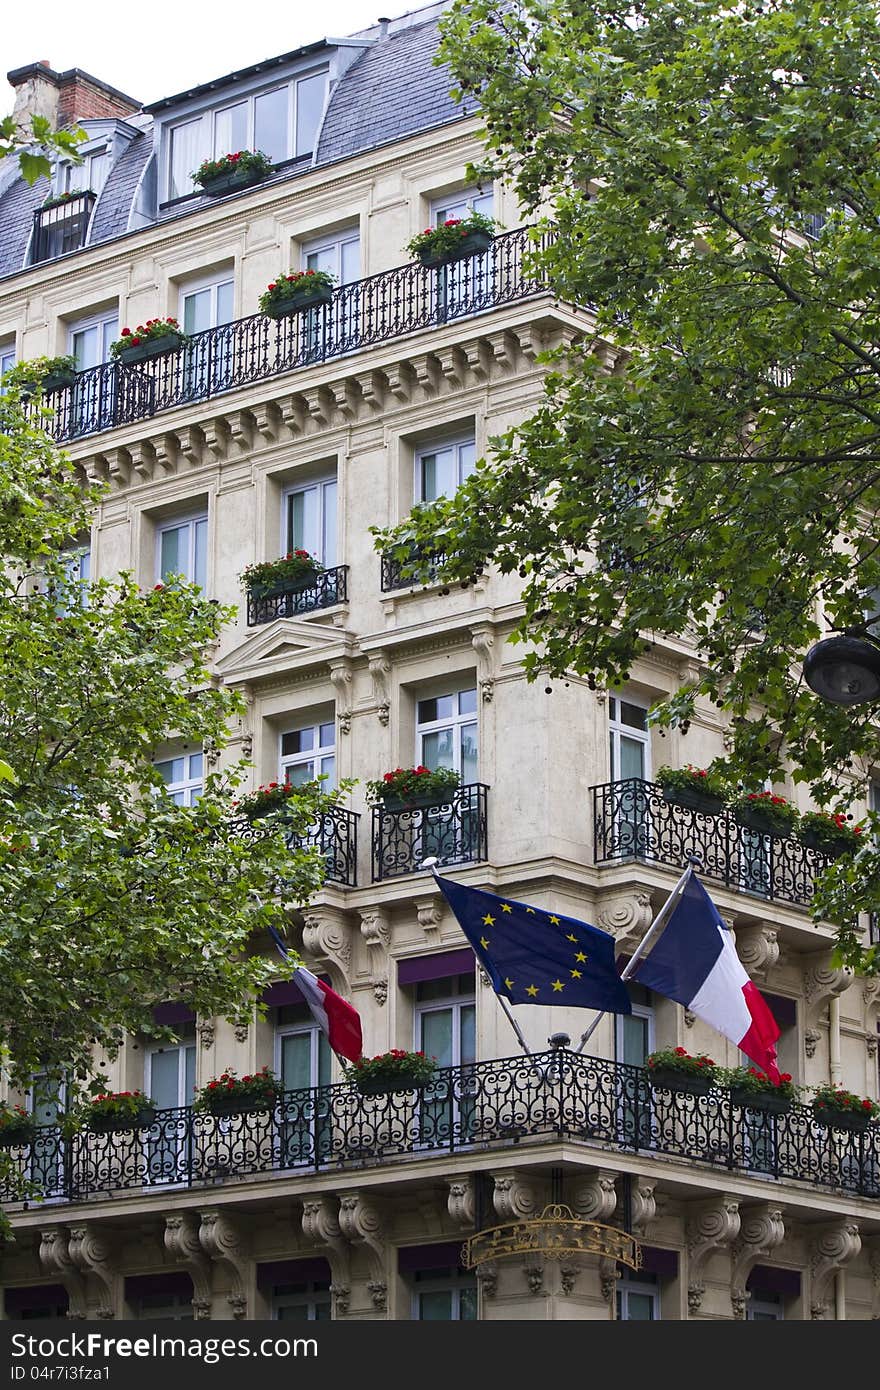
left=648, top=1066, right=713, bottom=1097
left=195, top=1067, right=282, bottom=1116
left=203, top=1095, right=273, bottom=1117
left=416, top=228, right=494, bottom=268
left=248, top=571, right=318, bottom=599
left=117, top=332, right=184, bottom=365
left=799, top=828, right=853, bottom=858
left=812, top=1108, right=873, bottom=1134
left=86, top=1106, right=156, bottom=1134
left=199, top=167, right=267, bottom=197
left=42, top=367, right=77, bottom=393
left=0, top=1115, right=37, bottom=1147
left=733, top=806, right=791, bottom=838
left=380, top=790, right=450, bottom=811
left=345, top=1049, right=438, bottom=1095
left=355, top=1075, right=427, bottom=1096
left=661, top=785, right=724, bottom=815
left=264, top=283, right=333, bottom=318
left=730, top=1085, right=792, bottom=1115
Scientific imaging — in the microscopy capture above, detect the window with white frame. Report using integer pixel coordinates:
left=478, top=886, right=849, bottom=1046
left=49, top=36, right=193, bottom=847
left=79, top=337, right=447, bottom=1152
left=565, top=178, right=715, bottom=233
left=69, top=310, right=118, bottom=369
left=302, top=229, right=360, bottom=287
left=615, top=983, right=654, bottom=1069
left=616, top=1270, right=659, bottom=1320
left=0, top=342, right=15, bottom=378
left=415, top=437, right=476, bottom=504
left=166, top=70, right=328, bottom=200
left=431, top=189, right=493, bottom=227
left=275, top=1004, right=331, bottom=1092
left=272, top=1280, right=331, bottom=1321
left=157, top=512, right=208, bottom=589
left=63, top=146, right=111, bottom=198
left=415, top=974, right=475, bottom=1069
left=145, top=1035, right=196, bottom=1110
left=416, top=687, right=478, bottom=782
left=608, top=695, right=651, bottom=782
left=180, top=273, right=234, bottom=335
left=131, top=1291, right=194, bottom=1321
left=283, top=477, right=337, bottom=567
left=280, top=721, right=335, bottom=789
left=747, top=1291, right=783, bottom=1320
left=411, top=1267, right=477, bottom=1321
left=154, top=752, right=203, bottom=806
left=55, top=542, right=91, bottom=613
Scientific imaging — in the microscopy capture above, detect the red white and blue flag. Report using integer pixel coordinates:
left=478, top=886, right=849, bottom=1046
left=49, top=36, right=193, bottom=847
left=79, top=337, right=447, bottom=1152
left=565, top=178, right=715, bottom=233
left=633, top=873, right=781, bottom=1080
left=268, top=925, right=363, bottom=1063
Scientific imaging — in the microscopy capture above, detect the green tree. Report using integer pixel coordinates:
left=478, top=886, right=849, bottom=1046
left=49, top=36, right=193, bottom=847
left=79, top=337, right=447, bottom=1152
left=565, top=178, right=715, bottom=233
left=375, top=0, right=880, bottom=967
left=0, top=113, right=84, bottom=184
left=0, top=372, right=335, bottom=1095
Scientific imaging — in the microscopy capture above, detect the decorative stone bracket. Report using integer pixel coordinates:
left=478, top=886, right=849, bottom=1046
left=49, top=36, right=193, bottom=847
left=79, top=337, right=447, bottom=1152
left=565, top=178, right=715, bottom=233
left=302, top=1197, right=351, bottom=1318
left=730, top=1205, right=786, bottom=1319
left=164, top=1212, right=213, bottom=1319
left=571, top=1170, right=617, bottom=1225
left=804, top=957, right=855, bottom=1009
left=686, top=1194, right=741, bottom=1315
left=199, top=1208, right=250, bottom=1320
left=337, top=1191, right=388, bottom=1313
left=810, top=1220, right=860, bottom=1320
left=596, top=892, right=654, bottom=956
left=301, top=906, right=353, bottom=987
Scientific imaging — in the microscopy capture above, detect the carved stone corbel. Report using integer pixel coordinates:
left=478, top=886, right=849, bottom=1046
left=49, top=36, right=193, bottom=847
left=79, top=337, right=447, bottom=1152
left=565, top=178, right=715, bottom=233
left=278, top=394, right=306, bottom=436
left=462, top=339, right=490, bottom=382
left=201, top=418, right=228, bottom=460
left=128, top=439, right=155, bottom=482
left=867, top=1034, right=878, bottom=1059
left=302, top=1197, right=350, bottom=1318
left=414, top=894, right=443, bottom=944
left=686, top=1194, right=741, bottom=1315
left=629, top=1179, right=657, bottom=1236
left=523, top=1261, right=544, bottom=1296
left=359, top=906, right=390, bottom=1005
left=368, top=654, right=391, bottom=726
left=559, top=1266, right=578, bottom=1296
left=804, top=1027, right=821, bottom=1059
left=476, top=1263, right=498, bottom=1299
left=300, top=386, right=332, bottom=427
left=39, top=1227, right=87, bottom=1319
left=353, top=370, right=386, bottom=412
left=734, top=925, right=780, bottom=978
left=103, top=446, right=132, bottom=488
left=198, top=1021, right=215, bottom=1050
left=337, top=1191, right=387, bottom=1313
left=683, top=1010, right=696, bottom=1028
left=864, top=978, right=880, bottom=1009
left=471, top=626, right=496, bottom=703
left=433, top=345, right=464, bottom=388
left=446, top=1176, right=475, bottom=1229
left=810, top=1220, right=860, bottom=1319
left=67, top=1224, right=119, bottom=1318
left=571, top=1170, right=617, bottom=1224
left=730, top=1205, right=786, bottom=1319
left=492, top=1171, right=541, bottom=1221
left=164, top=1212, right=213, bottom=1317
left=251, top=401, right=281, bottom=445
left=150, top=434, right=177, bottom=475
left=596, top=892, right=653, bottom=955
left=484, top=330, right=517, bottom=372
left=329, top=661, right=354, bottom=735
left=233, top=1020, right=250, bottom=1044
left=599, top=1255, right=619, bottom=1305
left=199, top=1209, right=250, bottom=1320
left=804, top=957, right=855, bottom=1008
left=301, top=906, right=353, bottom=983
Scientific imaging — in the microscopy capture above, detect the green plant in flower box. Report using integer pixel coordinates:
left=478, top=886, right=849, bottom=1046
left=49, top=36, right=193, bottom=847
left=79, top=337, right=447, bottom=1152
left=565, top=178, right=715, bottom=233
left=344, top=1049, right=438, bottom=1095
left=365, top=765, right=461, bottom=807
left=194, top=1066, right=282, bottom=1114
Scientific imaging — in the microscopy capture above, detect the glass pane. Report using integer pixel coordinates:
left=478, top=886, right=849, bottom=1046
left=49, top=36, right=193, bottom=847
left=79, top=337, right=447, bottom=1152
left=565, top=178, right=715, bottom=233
left=618, top=734, right=646, bottom=782
left=317, top=1035, right=331, bottom=1088
left=193, top=518, right=208, bottom=590
left=421, top=728, right=454, bottom=771
left=459, top=1286, right=478, bottom=1320
left=150, top=1049, right=182, bottom=1109
left=183, top=289, right=211, bottom=336
left=216, top=281, right=234, bottom=326
left=156, top=758, right=183, bottom=786
left=318, top=722, right=335, bottom=748
left=31, top=1078, right=63, bottom=1126
left=460, top=723, right=478, bottom=783
left=620, top=1014, right=650, bottom=1069
left=295, top=73, right=326, bottom=157
left=420, top=1008, right=454, bottom=1066
left=420, top=448, right=455, bottom=502
left=318, top=754, right=335, bottom=786
left=458, top=688, right=477, bottom=715
left=276, top=1303, right=310, bottom=1321
left=418, top=1290, right=454, bottom=1320
left=184, top=1046, right=196, bottom=1102
left=72, top=327, right=97, bottom=371
left=458, top=441, right=476, bottom=482
left=170, top=119, right=203, bottom=199
left=322, top=481, right=337, bottom=567
left=288, top=488, right=318, bottom=554
left=283, top=727, right=314, bottom=756
left=418, top=695, right=453, bottom=724
left=281, top=1032, right=313, bottom=1091
left=214, top=103, right=248, bottom=158
left=621, top=701, right=648, bottom=731
left=306, top=247, right=335, bottom=274
left=188, top=753, right=203, bottom=780
left=285, top=760, right=316, bottom=786
left=254, top=87, right=289, bottom=163
left=159, top=527, right=182, bottom=583
left=624, top=1291, right=655, bottom=1321
left=460, top=1004, right=476, bottom=1065
left=314, top=1301, right=331, bottom=1321
left=340, top=238, right=360, bottom=285
left=99, top=318, right=118, bottom=361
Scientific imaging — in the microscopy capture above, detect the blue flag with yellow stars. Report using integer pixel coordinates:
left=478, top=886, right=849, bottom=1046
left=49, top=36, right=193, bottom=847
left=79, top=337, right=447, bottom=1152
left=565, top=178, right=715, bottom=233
left=434, top=873, right=632, bottom=1015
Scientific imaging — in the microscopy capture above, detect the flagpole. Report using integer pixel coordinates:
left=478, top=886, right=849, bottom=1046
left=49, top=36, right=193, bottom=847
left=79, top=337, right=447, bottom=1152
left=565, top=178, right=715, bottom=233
left=573, top=859, right=698, bottom=1055
left=421, top=857, right=534, bottom=1057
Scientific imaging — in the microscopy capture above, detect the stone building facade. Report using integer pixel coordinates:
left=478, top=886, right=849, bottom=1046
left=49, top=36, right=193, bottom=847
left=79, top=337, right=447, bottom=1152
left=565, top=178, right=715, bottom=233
left=0, top=2, right=878, bottom=1322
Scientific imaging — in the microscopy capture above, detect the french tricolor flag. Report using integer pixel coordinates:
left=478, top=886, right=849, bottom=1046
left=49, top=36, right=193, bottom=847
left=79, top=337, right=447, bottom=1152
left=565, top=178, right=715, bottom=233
left=634, top=873, right=781, bottom=1080
left=293, top=965, right=364, bottom=1065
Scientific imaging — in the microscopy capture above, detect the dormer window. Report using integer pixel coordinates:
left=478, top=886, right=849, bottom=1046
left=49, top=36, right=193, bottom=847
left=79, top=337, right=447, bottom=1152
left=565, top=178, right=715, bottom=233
left=165, top=68, right=328, bottom=201
left=63, top=146, right=110, bottom=199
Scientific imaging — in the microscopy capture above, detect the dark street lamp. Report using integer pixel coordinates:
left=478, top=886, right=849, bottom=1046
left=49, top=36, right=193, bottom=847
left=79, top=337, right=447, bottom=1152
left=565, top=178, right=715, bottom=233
left=803, top=632, right=880, bottom=706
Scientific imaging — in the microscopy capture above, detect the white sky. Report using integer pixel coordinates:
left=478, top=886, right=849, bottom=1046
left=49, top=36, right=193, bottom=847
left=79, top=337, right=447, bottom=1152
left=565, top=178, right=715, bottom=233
left=2, top=0, right=402, bottom=110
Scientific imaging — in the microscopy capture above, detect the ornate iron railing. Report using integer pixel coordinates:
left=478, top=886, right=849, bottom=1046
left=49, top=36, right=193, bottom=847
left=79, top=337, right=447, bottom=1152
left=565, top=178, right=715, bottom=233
left=37, top=227, right=552, bottom=443
left=234, top=804, right=358, bottom=888
left=246, top=566, right=348, bottom=625
left=371, top=782, right=488, bottom=881
left=380, top=549, right=449, bottom=593
left=31, top=192, right=97, bottom=264
left=3, top=1050, right=877, bottom=1204
left=592, top=778, right=834, bottom=909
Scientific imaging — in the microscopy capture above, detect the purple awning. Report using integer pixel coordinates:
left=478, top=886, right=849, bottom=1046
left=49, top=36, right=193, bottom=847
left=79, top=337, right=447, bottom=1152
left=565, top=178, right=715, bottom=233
left=152, top=1002, right=196, bottom=1026
left=124, top=1272, right=194, bottom=1299
left=4, top=1284, right=69, bottom=1314
left=747, top=1264, right=801, bottom=1296
left=397, top=1241, right=466, bottom=1273
left=261, top=975, right=331, bottom=1009
left=257, top=1257, right=331, bottom=1288
left=398, top=948, right=475, bottom=986
left=638, top=1246, right=679, bottom=1277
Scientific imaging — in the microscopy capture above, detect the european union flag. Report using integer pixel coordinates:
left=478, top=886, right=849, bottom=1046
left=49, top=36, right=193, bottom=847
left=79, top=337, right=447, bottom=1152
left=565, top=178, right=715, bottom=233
left=435, top=873, right=632, bottom=1015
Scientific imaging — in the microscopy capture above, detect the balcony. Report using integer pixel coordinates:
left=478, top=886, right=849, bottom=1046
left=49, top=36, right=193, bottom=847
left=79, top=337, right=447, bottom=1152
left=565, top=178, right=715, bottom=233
left=246, top=566, right=348, bottom=625
left=380, top=549, right=448, bottom=593
left=592, top=778, right=835, bottom=910
left=37, top=227, right=553, bottom=444
left=3, top=1050, right=876, bottom=1206
left=31, top=191, right=96, bottom=264
left=235, top=804, right=359, bottom=888
left=371, top=782, right=488, bottom=881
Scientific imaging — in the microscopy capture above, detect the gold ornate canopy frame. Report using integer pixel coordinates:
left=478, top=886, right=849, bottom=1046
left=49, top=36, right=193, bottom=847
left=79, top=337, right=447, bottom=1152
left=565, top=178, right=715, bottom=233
left=461, top=1204, right=642, bottom=1271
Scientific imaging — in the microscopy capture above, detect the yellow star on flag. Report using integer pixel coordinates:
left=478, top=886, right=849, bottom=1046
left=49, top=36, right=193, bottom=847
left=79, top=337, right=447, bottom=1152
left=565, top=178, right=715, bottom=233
left=574, top=951, right=588, bottom=963
left=480, top=936, right=490, bottom=950
left=570, top=969, right=583, bottom=979
left=526, top=984, right=539, bottom=997
left=482, top=913, right=496, bottom=926
left=548, top=915, right=561, bottom=926
left=501, top=903, right=513, bottom=913
left=566, top=933, right=578, bottom=943
left=504, top=977, right=515, bottom=990
left=551, top=979, right=564, bottom=992
left=525, top=907, right=535, bottom=914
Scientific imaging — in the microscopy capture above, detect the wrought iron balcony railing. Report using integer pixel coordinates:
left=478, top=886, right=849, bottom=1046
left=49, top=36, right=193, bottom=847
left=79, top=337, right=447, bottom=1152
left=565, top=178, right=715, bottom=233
left=234, top=804, right=359, bottom=888
left=37, top=227, right=552, bottom=444
left=246, top=566, right=348, bottom=625
left=592, top=778, right=836, bottom=910
left=380, top=549, right=448, bottom=593
left=371, top=782, right=488, bottom=881
left=3, top=1050, right=876, bottom=1205
left=31, top=191, right=97, bottom=264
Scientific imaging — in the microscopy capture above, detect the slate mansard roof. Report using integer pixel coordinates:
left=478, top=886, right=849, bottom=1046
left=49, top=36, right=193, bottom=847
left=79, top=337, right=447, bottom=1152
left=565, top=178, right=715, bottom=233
left=0, top=12, right=468, bottom=280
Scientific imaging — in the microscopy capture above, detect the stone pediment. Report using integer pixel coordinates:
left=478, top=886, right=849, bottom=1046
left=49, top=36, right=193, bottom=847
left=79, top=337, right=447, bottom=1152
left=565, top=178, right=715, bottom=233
left=216, top=618, right=356, bottom=684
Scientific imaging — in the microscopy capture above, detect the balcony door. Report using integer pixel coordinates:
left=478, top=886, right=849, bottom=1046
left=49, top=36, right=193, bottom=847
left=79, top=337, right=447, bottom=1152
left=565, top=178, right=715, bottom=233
left=416, top=687, right=478, bottom=865
left=415, top=974, right=476, bottom=1146
left=145, top=1038, right=196, bottom=1183
left=608, top=696, right=652, bottom=857
left=275, top=1007, right=332, bottom=1166
left=615, top=984, right=655, bottom=1147
left=180, top=273, right=234, bottom=396
left=429, top=190, right=494, bottom=318
left=27, top=1074, right=66, bottom=1197
left=283, top=478, right=338, bottom=568
left=69, top=311, right=118, bottom=433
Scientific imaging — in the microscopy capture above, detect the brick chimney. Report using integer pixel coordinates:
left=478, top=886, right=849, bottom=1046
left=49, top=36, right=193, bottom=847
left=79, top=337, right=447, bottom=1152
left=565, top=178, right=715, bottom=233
left=7, top=61, right=141, bottom=130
